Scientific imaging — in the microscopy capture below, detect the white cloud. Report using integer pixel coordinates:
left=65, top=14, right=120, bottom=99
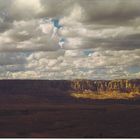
left=39, top=22, right=53, bottom=34
left=11, top=0, right=43, bottom=18
left=0, top=0, right=140, bottom=79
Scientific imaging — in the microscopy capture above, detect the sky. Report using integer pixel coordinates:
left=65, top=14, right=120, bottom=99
left=0, top=0, right=140, bottom=79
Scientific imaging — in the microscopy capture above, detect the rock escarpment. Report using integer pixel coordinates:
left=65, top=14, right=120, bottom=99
left=70, top=79, right=140, bottom=93
left=0, top=79, right=139, bottom=94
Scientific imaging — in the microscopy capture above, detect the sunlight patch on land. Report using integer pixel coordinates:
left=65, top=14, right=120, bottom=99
left=71, top=92, right=140, bottom=100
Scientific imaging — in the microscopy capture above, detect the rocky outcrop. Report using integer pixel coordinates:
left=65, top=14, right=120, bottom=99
left=70, top=79, right=140, bottom=93
left=0, top=79, right=139, bottom=95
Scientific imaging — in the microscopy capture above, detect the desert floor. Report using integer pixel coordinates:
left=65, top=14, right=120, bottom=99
left=0, top=96, right=140, bottom=138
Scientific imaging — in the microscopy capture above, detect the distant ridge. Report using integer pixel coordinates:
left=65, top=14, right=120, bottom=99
left=0, top=79, right=139, bottom=93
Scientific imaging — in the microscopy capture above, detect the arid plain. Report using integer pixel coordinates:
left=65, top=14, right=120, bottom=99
left=0, top=80, right=140, bottom=138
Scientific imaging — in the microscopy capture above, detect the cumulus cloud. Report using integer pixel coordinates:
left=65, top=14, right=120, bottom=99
left=0, top=0, right=139, bottom=79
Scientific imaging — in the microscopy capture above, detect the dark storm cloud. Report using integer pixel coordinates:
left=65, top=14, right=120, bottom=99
left=78, top=0, right=140, bottom=25
left=38, top=0, right=140, bottom=26
left=1, top=0, right=140, bottom=24
left=1, top=0, right=139, bottom=25
left=85, top=35, right=140, bottom=50
left=64, top=33, right=140, bottom=51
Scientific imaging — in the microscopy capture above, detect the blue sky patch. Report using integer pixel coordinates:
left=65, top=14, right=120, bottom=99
left=51, top=19, right=62, bottom=29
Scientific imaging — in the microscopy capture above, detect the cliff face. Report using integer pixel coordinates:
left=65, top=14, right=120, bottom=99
left=0, top=79, right=139, bottom=103
left=70, top=79, right=140, bottom=93
left=0, top=79, right=140, bottom=94
left=0, top=79, right=139, bottom=95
